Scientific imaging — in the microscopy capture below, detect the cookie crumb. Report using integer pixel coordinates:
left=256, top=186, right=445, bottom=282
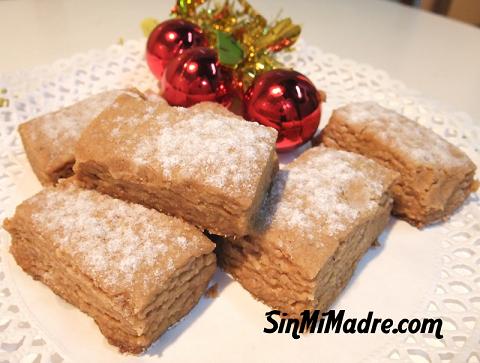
left=471, top=179, right=479, bottom=193
left=205, top=283, right=219, bottom=298
left=371, top=239, right=381, bottom=248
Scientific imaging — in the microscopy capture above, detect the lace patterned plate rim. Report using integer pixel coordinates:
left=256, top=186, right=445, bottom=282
left=0, top=39, right=479, bottom=363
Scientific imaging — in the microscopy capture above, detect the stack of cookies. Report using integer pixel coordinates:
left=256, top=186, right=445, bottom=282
left=3, top=88, right=476, bottom=353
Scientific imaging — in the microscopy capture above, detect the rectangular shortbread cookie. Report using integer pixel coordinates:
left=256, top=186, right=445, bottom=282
left=217, top=147, right=398, bottom=315
left=18, top=89, right=145, bottom=185
left=3, top=181, right=216, bottom=354
left=74, top=94, right=279, bottom=237
left=321, top=102, right=477, bottom=227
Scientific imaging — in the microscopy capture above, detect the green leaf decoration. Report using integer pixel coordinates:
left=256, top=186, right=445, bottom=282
left=216, top=30, right=244, bottom=67
left=141, top=18, right=159, bottom=37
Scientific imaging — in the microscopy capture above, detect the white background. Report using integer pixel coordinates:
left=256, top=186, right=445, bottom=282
left=0, top=0, right=480, bottom=120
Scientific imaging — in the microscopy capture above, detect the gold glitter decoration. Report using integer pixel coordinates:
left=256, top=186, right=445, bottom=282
left=171, top=0, right=301, bottom=89
left=141, top=0, right=301, bottom=90
left=141, top=18, right=160, bottom=37
left=0, top=88, right=9, bottom=108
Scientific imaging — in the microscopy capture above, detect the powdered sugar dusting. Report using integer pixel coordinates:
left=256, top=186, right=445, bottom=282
left=167, top=258, right=175, bottom=271
left=176, top=236, right=188, bottom=250
left=29, top=183, right=206, bottom=291
left=259, top=148, right=389, bottom=248
left=109, top=102, right=278, bottom=198
left=34, top=89, right=128, bottom=147
left=334, top=102, right=469, bottom=167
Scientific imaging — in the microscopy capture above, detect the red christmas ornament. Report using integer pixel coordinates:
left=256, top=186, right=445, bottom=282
left=161, top=47, right=233, bottom=108
left=244, top=69, right=323, bottom=152
left=146, top=19, right=208, bottom=80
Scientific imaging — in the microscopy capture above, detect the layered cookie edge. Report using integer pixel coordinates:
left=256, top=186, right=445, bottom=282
left=3, top=181, right=216, bottom=354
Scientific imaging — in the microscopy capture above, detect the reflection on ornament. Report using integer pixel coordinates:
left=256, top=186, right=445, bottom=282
left=161, top=47, right=233, bottom=108
left=146, top=19, right=208, bottom=80
left=245, top=69, right=324, bottom=152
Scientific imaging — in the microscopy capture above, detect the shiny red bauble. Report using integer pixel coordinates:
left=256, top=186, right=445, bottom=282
left=146, top=19, right=208, bottom=80
left=244, top=69, right=322, bottom=152
left=161, top=47, right=232, bottom=108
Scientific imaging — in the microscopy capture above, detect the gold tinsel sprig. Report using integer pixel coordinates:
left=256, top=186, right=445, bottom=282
left=142, top=0, right=301, bottom=91
left=171, top=0, right=301, bottom=89
left=0, top=88, right=9, bottom=108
